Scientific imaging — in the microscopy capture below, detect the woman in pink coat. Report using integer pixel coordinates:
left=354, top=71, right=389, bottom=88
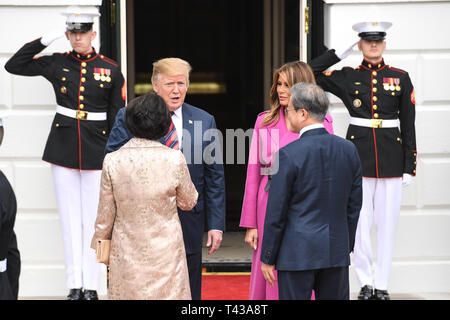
left=240, top=61, right=334, bottom=300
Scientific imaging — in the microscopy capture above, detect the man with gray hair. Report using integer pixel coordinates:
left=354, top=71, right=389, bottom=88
left=260, top=83, right=363, bottom=300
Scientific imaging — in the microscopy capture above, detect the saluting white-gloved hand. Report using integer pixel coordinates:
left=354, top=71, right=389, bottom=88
left=402, top=173, right=413, bottom=187
left=335, top=39, right=360, bottom=60
left=41, top=26, right=67, bottom=46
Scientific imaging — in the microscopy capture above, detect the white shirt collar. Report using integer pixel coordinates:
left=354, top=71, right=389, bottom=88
left=172, top=105, right=183, bottom=118
left=299, top=123, right=324, bottom=138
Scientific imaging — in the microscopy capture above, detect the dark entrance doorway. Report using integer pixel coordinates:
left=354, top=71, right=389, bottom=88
left=117, top=0, right=312, bottom=231
left=128, top=0, right=264, bottom=231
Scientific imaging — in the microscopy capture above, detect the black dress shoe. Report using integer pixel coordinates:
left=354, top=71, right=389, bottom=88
left=82, top=290, right=99, bottom=300
left=374, top=289, right=390, bottom=300
left=358, top=285, right=374, bottom=300
left=67, top=288, right=83, bottom=300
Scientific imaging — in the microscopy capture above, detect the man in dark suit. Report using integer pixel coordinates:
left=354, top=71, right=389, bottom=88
left=104, top=57, right=226, bottom=300
left=0, top=118, right=21, bottom=300
left=260, top=83, right=362, bottom=300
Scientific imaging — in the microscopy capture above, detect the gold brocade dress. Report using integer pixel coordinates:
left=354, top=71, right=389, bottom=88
left=91, top=138, right=198, bottom=300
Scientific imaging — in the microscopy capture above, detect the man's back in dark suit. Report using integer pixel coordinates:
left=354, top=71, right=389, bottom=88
left=261, top=127, right=362, bottom=299
left=259, top=82, right=363, bottom=299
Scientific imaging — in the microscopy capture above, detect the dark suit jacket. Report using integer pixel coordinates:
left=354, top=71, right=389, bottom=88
left=260, top=128, right=362, bottom=271
left=104, top=103, right=226, bottom=254
left=0, top=171, right=18, bottom=300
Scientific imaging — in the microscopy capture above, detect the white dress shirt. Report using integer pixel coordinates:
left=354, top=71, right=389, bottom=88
left=172, top=105, right=183, bottom=145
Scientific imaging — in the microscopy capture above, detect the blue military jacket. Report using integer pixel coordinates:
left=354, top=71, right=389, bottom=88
left=5, top=38, right=126, bottom=170
left=310, top=50, right=417, bottom=178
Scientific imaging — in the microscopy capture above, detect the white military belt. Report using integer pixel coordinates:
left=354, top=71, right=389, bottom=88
left=0, top=259, right=6, bottom=272
left=349, top=116, right=399, bottom=129
left=56, top=105, right=107, bottom=121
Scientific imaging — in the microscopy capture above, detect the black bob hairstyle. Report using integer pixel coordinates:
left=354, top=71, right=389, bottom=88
left=125, top=93, right=171, bottom=140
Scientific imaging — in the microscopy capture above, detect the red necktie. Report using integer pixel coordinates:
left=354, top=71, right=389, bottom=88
left=163, top=111, right=179, bottom=149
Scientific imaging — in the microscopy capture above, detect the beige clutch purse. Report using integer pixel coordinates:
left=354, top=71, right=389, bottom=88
left=96, top=240, right=111, bottom=266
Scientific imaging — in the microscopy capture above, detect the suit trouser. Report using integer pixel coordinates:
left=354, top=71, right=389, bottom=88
left=187, top=252, right=202, bottom=300
left=278, top=267, right=349, bottom=300
left=51, top=165, right=101, bottom=290
left=353, top=177, right=402, bottom=290
left=7, top=232, right=20, bottom=299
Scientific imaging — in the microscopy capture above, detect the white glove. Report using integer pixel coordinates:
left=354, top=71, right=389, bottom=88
left=335, top=39, right=360, bottom=60
left=402, top=173, right=413, bottom=187
left=41, top=26, right=67, bottom=46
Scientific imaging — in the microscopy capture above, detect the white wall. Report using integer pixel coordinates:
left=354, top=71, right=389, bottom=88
left=0, top=0, right=106, bottom=297
left=324, top=0, right=450, bottom=293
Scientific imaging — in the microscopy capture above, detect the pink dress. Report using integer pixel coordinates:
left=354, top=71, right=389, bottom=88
left=240, top=107, right=334, bottom=300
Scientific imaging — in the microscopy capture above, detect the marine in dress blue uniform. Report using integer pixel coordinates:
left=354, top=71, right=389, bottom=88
left=309, top=22, right=417, bottom=300
left=4, top=6, right=126, bottom=300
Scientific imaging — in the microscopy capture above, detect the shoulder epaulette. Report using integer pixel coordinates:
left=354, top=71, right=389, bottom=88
left=99, top=54, right=118, bottom=67
left=388, top=66, right=407, bottom=74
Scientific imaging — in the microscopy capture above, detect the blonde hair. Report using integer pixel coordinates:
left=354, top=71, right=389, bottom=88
left=262, top=61, right=316, bottom=127
left=151, top=57, right=192, bottom=84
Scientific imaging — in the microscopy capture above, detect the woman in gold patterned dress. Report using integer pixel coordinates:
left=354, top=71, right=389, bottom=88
left=91, top=93, right=198, bottom=300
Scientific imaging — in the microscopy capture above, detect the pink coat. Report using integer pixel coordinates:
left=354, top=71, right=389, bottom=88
left=240, top=107, right=334, bottom=300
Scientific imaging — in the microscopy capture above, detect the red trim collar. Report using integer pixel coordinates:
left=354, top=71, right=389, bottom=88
left=71, top=48, right=97, bottom=62
left=360, top=58, right=385, bottom=71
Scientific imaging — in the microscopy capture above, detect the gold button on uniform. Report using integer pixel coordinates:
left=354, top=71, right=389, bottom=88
left=81, top=62, right=87, bottom=67
left=80, top=104, right=84, bottom=109
left=79, top=95, right=84, bottom=101
left=62, top=77, right=66, bottom=81
left=373, top=96, right=378, bottom=102
left=413, top=170, right=416, bottom=174
left=80, top=86, right=85, bottom=92
left=350, top=136, right=355, bottom=140
left=374, top=113, right=379, bottom=118
left=102, top=130, right=106, bottom=135
left=372, top=79, right=377, bottom=84
left=372, top=71, right=377, bottom=76
left=368, top=64, right=372, bottom=68
left=353, top=99, right=362, bottom=108
left=397, top=137, right=401, bottom=142
left=81, top=77, right=86, bottom=83
left=373, top=87, right=377, bottom=93
left=100, top=84, right=104, bottom=88
left=373, top=105, right=378, bottom=110
left=81, top=69, right=87, bottom=74
left=56, top=123, right=60, bottom=127
left=355, top=90, right=359, bottom=94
